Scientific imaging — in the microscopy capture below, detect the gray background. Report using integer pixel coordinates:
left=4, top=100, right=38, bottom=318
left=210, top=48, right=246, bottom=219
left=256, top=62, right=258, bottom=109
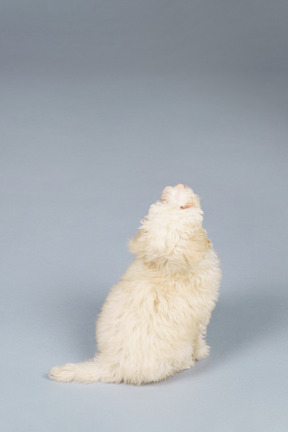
left=1, top=1, right=288, bottom=431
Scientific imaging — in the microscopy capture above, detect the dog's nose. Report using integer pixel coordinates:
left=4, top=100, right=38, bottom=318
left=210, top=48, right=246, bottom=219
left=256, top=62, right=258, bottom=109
left=176, top=183, right=186, bottom=189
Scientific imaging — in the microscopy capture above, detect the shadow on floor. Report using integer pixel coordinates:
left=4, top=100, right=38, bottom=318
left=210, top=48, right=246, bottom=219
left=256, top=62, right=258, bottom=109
left=208, top=289, right=288, bottom=363
left=168, top=288, right=288, bottom=384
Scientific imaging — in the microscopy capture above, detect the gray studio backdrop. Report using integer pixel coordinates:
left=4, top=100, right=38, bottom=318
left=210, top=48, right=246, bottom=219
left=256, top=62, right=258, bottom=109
left=1, top=1, right=288, bottom=431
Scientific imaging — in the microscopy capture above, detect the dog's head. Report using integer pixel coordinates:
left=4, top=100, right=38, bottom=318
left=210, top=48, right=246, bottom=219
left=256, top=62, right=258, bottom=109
left=160, top=183, right=201, bottom=211
left=130, top=184, right=208, bottom=272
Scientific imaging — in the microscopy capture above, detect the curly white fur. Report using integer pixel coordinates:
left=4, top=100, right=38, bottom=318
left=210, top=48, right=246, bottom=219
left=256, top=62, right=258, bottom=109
left=49, top=184, right=221, bottom=385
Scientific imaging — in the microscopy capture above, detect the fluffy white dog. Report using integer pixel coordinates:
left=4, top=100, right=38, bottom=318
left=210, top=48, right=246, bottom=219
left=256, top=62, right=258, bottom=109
left=49, top=184, right=221, bottom=385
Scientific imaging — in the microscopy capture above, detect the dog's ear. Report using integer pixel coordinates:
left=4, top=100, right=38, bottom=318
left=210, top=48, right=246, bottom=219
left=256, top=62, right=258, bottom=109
left=129, top=225, right=176, bottom=262
left=183, top=230, right=211, bottom=266
left=129, top=231, right=146, bottom=256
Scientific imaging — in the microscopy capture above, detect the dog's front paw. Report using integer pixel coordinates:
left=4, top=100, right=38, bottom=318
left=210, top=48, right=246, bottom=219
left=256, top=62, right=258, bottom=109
left=49, top=363, right=77, bottom=382
left=194, top=344, right=210, bottom=361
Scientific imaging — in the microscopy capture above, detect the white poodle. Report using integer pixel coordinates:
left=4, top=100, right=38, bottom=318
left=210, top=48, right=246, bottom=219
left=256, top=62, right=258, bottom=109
left=49, top=184, right=221, bottom=384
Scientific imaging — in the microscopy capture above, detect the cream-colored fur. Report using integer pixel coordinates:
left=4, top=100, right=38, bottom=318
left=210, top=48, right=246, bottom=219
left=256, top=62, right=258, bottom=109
left=49, top=184, right=221, bottom=385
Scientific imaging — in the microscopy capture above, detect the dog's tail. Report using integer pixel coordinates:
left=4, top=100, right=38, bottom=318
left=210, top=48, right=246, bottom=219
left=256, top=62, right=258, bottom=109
left=49, top=357, right=105, bottom=383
